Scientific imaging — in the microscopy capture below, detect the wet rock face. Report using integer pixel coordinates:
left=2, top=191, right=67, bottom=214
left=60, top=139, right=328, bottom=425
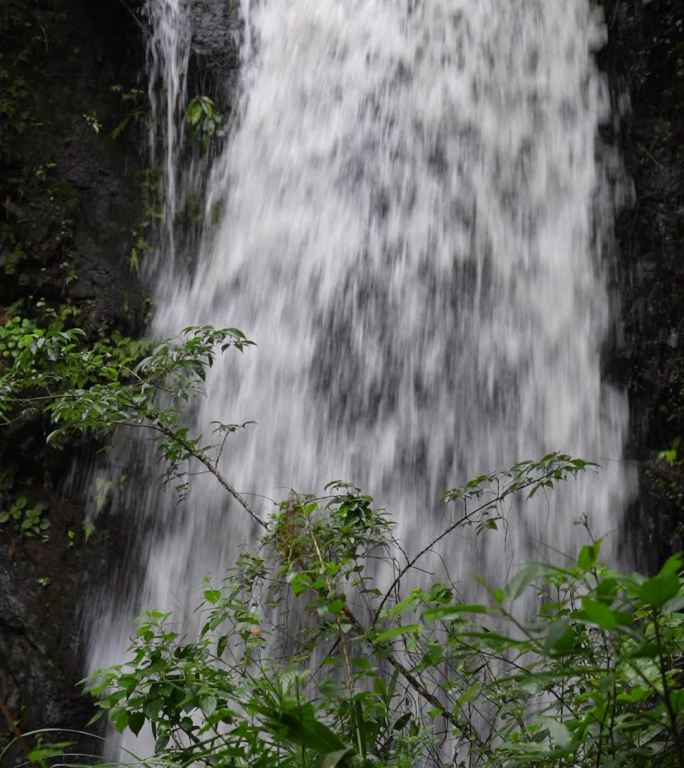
left=0, top=471, right=132, bottom=763
left=0, top=0, right=245, bottom=757
left=0, top=0, right=246, bottom=757
left=605, top=0, right=684, bottom=568
left=0, top=0, right=145, bottom=761
left=189, top=0, right=241, bottom=95
left=0, top=0, right=146, bottom=332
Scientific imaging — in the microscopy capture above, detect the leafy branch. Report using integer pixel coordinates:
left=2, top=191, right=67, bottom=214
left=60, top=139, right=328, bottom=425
left=3, top=320, right=683, bottom=767
left=0, top=323, right=265, bottom=527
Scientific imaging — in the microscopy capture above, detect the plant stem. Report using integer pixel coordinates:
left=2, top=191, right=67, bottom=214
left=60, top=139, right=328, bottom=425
left=654, top=614, right=684, bottom=768
left=0, top=694, right=35, bottom=767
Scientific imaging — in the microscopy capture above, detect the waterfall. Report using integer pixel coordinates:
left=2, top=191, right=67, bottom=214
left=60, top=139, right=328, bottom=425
left=145, top=0, right=191, bottom=264
left=88, top=0, right=632, bottom=758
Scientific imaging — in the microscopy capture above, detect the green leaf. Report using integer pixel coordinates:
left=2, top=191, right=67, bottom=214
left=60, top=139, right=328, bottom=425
left=456, top=682, right=481, bottom=705
left=374, top=624, right=420, bottom=643
left=596, top=577, right=618, bottom=603
left=659, top=553, right=682, bottom=577
left=663, top=595, right=684, bottom=613
left=28, top=744, right=73, bottom=762
left=322, top=748, right=354, bottom=768
left=144, top=698, right=162, bottom=720
left=577, top=541, right=600, bottom=570
left=577, top=598, right=617, bottom=630
left=640, top=574, right=680, bottom=607
left=630, top=642, right=660, bottom=659
left=505, top=563, right=542, bottom=600
left=545, top=719, right=571, bottom=747
left=128, top=711, right=145, bottom=736
left=155, top=733, right=170, bottom=752
left=216, top=635, right=227, bottom=657
left=112, top=709, right=129, bottom=732
left=186, top=99, right=202, bottom=125
left=204, top=589, right=221, bottom=604
left=670, top=689, right=684, bottom=712
left=201, top=696, right=217, bottom=716
left=327, top=599, right=346, bottom=615
left=392, top=712, right=412, bottom=731
left=286, top=570, right=312, bottom=596
left=422, top=604, right=487, bottom=621
left=261, top=707, right=348, bottom=755
left=544, top=617, right=576, bottom=656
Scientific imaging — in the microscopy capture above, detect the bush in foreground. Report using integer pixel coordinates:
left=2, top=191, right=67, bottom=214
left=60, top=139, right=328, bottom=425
left=1, top=323, right=682, bottom=767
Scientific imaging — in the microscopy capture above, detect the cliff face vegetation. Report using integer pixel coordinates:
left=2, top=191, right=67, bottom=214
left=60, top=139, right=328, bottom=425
left=0, top=0, right=244, bottom=755
left=0, top=0, right=682, bottom=759
left=0, top=0, right=145, bottom=753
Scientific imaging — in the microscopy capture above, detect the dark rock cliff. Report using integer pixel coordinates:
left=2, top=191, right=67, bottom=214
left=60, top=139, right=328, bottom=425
left=0, top=0, right=146, bottom=762
left=0, top=0, right=241, bottom=761
left=604, top=0, right=684, bottom=569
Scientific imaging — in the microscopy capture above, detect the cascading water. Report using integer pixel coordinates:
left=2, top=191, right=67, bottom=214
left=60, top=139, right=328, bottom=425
left=145, top=0, right=190, bottom=264
left=88, top=0, right=632, bottom=758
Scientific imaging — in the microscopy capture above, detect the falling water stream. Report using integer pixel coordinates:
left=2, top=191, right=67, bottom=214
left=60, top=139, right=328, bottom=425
left=88, top=0, right=632, bottom=758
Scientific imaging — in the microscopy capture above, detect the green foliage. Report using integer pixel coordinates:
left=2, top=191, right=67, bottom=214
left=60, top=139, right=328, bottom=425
left=186, top=95, right=224, bottom=149
left=0, top=495, right=48, bottom=538
left=0, top=316, right=35, bottom=363
left=659, top=438, right=682, bottom=469
left=2, top=321, right=683, bottom=767
left=82, top=112, right=102, bottom=134
left=127, top=165, right=162, bottom=277
left=3, top=242, right=27, bottom=276
left=0, top=65, right=29, bottom=143
left=0, top=16, right=32, bottom=163
left=0, top=314, right=149, bottom=380
left=79, top=486, right=684, bottom=768
left=128, top=232, right=151, bottom=275
left=0, top=314, right=149, bottom=541
left=110, top=84, right=147, bottom=141
left=0, top=321, right=255, bottom=513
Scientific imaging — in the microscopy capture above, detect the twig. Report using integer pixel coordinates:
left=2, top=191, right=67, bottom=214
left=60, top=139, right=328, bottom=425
left=112, top=0, right=145, bottom=32
left=0, top=694, right=35, bottom=767
left=342, top=611, right=498, bottom=763
left=374, top=468, right=569, bottom=623
left=143, top=420, right=267, bottom=530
